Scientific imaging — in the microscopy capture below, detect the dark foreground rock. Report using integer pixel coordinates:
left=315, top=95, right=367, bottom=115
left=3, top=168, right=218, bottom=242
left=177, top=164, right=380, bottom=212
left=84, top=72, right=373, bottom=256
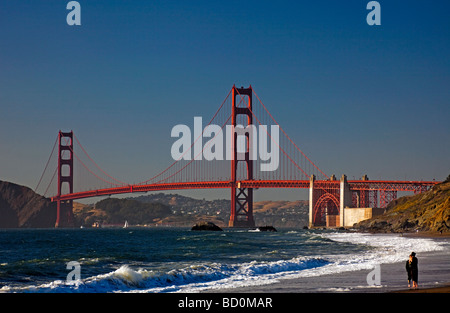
left=191, top=221, right=223, bottom=231
left=256, top=226, right=277, bottom=232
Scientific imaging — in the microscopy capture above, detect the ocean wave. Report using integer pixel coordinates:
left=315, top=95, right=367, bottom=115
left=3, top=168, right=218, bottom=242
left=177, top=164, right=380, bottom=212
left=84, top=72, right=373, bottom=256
left=0, top=256, right=330, bottom=293
left=322, top=232, right=445, bottom=262
left=2, top=232, right=446, bottom=293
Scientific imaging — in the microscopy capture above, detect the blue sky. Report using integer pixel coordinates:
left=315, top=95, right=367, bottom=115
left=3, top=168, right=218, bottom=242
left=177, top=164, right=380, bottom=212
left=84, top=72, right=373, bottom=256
left=1, top=1, right=449, bottom=201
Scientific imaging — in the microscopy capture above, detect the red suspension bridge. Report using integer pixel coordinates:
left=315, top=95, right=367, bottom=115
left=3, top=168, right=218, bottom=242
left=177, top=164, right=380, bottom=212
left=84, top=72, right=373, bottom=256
left=34, top=85, right=438, bottom=228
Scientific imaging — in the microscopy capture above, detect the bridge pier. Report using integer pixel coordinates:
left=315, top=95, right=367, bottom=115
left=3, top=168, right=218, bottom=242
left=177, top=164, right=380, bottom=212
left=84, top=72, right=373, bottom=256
left=55, top=130, right=75, bottom=228
left=339, top=174, right=352, bottom=227
left=56, top=199, right=74, bottom=228
left=308, top=175, right=316, bottom=228
left=309, top=174, right=403, bottom=228
left=229, top=183, right=255, bottom=227
left=309, top=174, right=351, bottom=228
left=228, top=85, right=256, bottom=228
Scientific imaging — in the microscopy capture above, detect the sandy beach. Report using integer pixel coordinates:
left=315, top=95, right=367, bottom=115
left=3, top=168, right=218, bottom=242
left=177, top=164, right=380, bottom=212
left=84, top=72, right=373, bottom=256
left=207, top=233, right=450, bottom=293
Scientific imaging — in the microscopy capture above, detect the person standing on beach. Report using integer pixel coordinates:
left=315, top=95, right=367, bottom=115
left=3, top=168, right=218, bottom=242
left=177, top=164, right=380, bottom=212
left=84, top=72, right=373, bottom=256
left=405, top=252, right=419, bottom=288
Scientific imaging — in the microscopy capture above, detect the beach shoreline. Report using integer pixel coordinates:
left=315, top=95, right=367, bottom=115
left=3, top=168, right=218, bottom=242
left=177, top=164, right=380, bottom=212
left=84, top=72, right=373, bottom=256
left=360, top=229, right=450, bottom=238
left=392, top=283, right=450, bottom=293
left=205, top=232, right=450, bottom=293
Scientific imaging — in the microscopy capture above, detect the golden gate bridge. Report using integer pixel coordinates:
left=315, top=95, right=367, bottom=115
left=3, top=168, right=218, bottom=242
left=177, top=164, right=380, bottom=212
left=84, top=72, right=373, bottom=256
left=34, top=85, right=438, bottom=228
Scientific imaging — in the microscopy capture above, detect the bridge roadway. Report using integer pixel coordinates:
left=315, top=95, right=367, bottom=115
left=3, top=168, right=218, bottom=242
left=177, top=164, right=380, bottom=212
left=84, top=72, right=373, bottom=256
left=51, top=180, right=438, bottom=202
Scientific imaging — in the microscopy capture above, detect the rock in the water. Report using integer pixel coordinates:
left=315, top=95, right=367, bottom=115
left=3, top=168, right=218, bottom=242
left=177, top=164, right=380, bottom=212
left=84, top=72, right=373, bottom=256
left=191, top=221, right=223, bottom=231
left=256, top=225, right=277, bottom=232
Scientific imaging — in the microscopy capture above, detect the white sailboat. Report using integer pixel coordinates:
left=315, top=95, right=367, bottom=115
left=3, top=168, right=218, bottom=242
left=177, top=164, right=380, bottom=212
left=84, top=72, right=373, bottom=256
left=123, top=220, right=128, bottom=228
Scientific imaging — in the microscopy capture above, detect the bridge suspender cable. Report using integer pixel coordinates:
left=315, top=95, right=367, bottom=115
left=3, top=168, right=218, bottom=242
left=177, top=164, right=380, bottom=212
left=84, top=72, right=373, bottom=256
left=137, top=88, right=233, bottom=185
left=251, top=87, right=329, bottom=180
left=73, top=134, right=128, bottom=186
left=234, top=88, right=311, bottom=180
left=65, top=136, right=126, bottom=187
left=34, top=134, right=58, bottom=193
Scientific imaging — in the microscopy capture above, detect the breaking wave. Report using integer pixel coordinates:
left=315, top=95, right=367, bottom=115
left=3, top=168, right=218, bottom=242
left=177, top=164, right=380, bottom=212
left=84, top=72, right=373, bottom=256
left=1, top=257, right=330, bottom=293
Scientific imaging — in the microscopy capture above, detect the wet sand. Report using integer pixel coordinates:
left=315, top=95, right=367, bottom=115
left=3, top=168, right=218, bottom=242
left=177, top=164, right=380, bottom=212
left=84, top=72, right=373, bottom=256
left=393, top=284, right=450, bottom=293
left=207, top=235, right=450, bottom=293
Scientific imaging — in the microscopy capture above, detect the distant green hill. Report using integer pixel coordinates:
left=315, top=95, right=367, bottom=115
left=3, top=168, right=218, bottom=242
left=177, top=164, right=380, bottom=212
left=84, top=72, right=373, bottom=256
left=77, top=198, right=172, bottom=226
left=354, top=180, right=450, bottom=233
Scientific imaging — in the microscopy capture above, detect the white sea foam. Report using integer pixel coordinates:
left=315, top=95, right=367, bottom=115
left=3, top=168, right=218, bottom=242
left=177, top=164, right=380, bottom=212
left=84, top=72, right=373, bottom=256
left=171, top=232, right=447, bottom=293
left=323, top=232, right=445, bottom=265
left=269, top=232, right=447, bottom=282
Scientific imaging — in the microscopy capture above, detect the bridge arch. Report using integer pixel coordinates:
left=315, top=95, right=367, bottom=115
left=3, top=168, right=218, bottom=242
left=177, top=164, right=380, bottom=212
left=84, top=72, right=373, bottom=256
left=313, top=193, right=340, bottom=226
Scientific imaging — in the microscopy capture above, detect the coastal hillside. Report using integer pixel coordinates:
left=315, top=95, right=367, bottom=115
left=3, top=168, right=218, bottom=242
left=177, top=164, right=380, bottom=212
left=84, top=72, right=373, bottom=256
left=354, top=180, right=450, bottom=233
left=0, top=180, right=56, bottom=228
left=76, top=198, right=172, bottom=226
left=253, top=200, right=309, bottom=227
left=127, top=193, right=309, bottom=227
left=75, top=194, right=309, bottom=228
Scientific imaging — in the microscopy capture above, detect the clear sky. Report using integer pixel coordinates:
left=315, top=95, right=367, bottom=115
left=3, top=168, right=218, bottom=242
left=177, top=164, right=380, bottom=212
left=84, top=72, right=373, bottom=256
left=1, top=1, right=449, bottom=201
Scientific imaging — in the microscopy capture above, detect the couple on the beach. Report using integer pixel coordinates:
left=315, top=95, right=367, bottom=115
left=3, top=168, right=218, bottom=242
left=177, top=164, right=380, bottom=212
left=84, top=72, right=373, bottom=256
left=406, top=252, right=418, bottom=288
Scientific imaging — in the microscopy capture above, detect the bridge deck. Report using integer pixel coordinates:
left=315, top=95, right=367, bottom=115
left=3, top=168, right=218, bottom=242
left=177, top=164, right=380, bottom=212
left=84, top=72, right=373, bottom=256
left=51, top=180, right=438, bottom=201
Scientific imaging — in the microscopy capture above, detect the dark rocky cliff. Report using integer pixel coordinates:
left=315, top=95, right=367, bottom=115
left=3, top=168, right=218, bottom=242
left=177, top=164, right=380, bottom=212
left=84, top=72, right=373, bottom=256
left=354, top=181, right=450, bottom=233
left=0, top=180, right=56, bottom=228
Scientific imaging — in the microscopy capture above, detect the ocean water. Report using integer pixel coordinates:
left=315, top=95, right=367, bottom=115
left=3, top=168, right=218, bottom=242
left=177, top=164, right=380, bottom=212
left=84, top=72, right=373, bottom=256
left=0, top=228, right=445, bottom=293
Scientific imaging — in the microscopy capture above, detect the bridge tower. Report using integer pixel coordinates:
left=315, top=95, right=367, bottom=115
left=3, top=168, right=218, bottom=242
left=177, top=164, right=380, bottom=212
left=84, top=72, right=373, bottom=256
left=55, top=130, right=75, bottom=228
left=229, top=85, right=255, bottom=227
